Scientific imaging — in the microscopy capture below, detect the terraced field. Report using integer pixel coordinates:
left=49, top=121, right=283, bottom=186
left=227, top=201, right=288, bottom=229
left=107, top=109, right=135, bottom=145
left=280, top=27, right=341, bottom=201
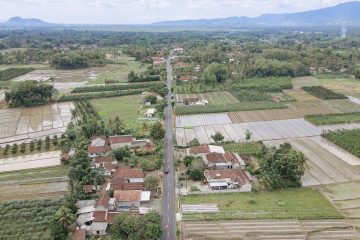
left=182, top=219, right=360, bottom=240
left=292, top=76, right=320, bottom=89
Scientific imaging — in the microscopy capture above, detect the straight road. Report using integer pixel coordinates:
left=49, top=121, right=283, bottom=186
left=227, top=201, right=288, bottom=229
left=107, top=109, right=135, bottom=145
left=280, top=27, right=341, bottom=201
left=161, top=58, right=176, bottom=240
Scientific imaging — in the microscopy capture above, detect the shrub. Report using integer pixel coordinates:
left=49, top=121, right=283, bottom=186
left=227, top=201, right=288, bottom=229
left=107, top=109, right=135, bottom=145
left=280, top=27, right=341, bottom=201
left=20, top=143, right=26, bottom=153
left=29, top=141, right=35, bottom=152
left=11, top=144, right=18, bottom=155
left=37, top=139, right=42, bottom=151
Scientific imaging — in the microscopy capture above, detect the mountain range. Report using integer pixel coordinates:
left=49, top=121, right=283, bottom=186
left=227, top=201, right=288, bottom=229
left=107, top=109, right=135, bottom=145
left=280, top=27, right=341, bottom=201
left=153, top=1, right=360, bottom=27
left=2, top=1, right=360, bottom=28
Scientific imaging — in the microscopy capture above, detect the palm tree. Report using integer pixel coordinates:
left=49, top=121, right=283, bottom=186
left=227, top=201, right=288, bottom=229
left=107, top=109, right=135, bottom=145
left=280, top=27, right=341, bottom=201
left=55, top=207, right=75, bottom=230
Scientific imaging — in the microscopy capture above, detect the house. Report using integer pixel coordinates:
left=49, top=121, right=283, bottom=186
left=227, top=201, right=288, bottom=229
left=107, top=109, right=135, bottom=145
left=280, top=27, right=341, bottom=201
left=113, top=167, right=145, bottom=183
left=144, top=108, right=156, bottom=118
left=61, top=148, right=75, bottom=162
left=184, top=97, right=208, bottom=106
left=95, top=193, right=112, bottom=211
left=141, top=91, right=164, bottom=101
left=109, top=135, right=134, bottom=149
left=175, top=62, right=190, bottom=68
left=88, top=136, right=111, bottom=158
left=204, top=152, right=245, bottom=170
left=204, top=169, right=252, bottom=192
left=187, top=145, right=225, bottom=156
left=99, top=162, right=117, bottom=176
left=113, top=190, right=151, bottom=211
left=93, top=156, right=117, bottom=166
left=179, top=76, right=194, bottom=82
left=83, top=184, right=96, bottom=194
left=173, top=47, right=184, bottom=54
left=152, top=56, right=166, bottom=67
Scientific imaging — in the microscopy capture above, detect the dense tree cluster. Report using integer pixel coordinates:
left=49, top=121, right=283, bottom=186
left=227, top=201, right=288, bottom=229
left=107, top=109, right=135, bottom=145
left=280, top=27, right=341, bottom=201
left=259, top=143, right=306, bottom=190
left=51, top=50, right=106, bottom=69
left=5, top=80, right=56, bottom=107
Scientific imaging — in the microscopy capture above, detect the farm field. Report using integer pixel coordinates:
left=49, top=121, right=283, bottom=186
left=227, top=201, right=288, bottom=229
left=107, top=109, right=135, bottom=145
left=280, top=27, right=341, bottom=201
left=222, top=141, right=264, bottom=155
left=0, top=102, right=74, bottom=145
left=180, top=188, right=341, bottom=220
left=175, top=117, right=360, bottom=146
left=0, top=165, right=69, bottom=182
left=292, top=76, right=320, bottom=89
left=305, top=112, right=360, bottom=125
left=324, top=99, right=360, bottom=112
left=0, top=198, right=64, bottom=239
left=322, top=129, right=360, bottom=158
left=0, top=102, right=73, bottom=146
left=92, top=95, right=151, bottom=130
left=284, top=89, right=321, bottom=102
left=175, top=91, right=239, bottom=106
left=0, top=151, right=62, bottom=173
left=319, top=181, right=360, bottom=218
left=319, top=76, right=360, bottom=96
left=302, top=86, right=347, bottom=99
left=181, top=219, right=360, bottom=240
left=265, top=137, right=360, bottom=186
left=0, top=64, right=50, bottom=71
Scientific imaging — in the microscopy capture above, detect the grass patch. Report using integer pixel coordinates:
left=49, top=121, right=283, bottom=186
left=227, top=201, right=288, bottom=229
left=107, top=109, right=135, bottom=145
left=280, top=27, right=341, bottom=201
left=305, top=112, right=360, bottom=125
left=302, top=86, right=347, bottom=99
left=180, top=188, right=341, bottom=220
left=314, top=73, right=353, bottom=79
left=176, top=101, right=287, bottom=115
left=0, top=165, right=69, bottom=182
left=0, top=198, right=63, bottom=239
left=92, top=95, right=144, bottom=130
left=223, top=141, right=263, bottom=155
left=322, top=129, right=360, bottom=158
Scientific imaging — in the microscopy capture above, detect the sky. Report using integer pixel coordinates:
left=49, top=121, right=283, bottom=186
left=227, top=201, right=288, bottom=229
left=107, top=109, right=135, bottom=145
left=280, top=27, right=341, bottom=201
left=0, top=0, right=357, bottom=24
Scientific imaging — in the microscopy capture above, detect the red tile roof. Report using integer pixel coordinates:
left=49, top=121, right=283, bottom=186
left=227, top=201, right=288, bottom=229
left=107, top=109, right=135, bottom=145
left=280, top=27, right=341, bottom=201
left=102, top=162, right=115, bottom=172
left=109, top=135, right=134, bottom=144
left=83, top=184, right=94, bottom=193
left=113, top=167, right=144, bottom=180
left=206, top=152, right=239, bottom=164
left=189, top=145, right=210, bottom=155
left=240, top=155, right=252, bottom=166
left=107, top=212, right=120, bottom=224
left=73, top=228, right=86, bottom=240
left=114, top=190, right=141, bottom=202
left=88, top=145, right=111, bottom=154
left=93, top=210, right=107, bottom=222
left=111, top=180, right=144, bottom=191
left=180, top=76, right=193, bottom=81
left=95, top=157, right=115, bottom=164
left=96, top=193, right=110, bottom=208
left=207, top=169, right=251, bottom=185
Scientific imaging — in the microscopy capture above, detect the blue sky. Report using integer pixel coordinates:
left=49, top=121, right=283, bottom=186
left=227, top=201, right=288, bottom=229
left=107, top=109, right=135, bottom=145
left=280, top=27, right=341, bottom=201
left=0, top=0, right=356, bottom=24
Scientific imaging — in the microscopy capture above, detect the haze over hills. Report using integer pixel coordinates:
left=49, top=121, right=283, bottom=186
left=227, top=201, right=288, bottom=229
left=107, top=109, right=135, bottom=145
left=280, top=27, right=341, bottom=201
left=3, top=1, right=360, bottom=28
left=153, top=1, right=360, bottom=27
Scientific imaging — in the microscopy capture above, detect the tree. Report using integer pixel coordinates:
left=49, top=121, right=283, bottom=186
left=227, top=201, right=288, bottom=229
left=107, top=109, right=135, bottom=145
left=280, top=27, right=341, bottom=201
left=183, top=156, right=195, bottom=168
left=110, top=211, right=162, bottom=240
left=188, top=158, right=205, bottom=180
left=5, top=80, right=56, bottom=107
left=211, top=131, right=224, bottom=143
left=355, top=67, right=360, bottom=79
left=112, top=147, right=131, bottom=161
left=259, top=143, right=306, bottom=190
left=245, top=129, right=252, bottom=140
left=188, top=138, right=200, bottom=147
left=150, top=122, right=165, bottom=141
left=202, top=63, right=228, bottom=84
left=51, top=207, right=75, bottom=240
left=144, top=176, right=159, bottom=194
left=87, top=167, right=105, bottom=187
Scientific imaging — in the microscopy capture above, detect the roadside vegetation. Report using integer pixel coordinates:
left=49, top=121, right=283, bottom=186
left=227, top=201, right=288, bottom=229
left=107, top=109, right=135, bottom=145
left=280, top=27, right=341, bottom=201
left=322, top=129, right=360, bottom=158
left=305, top=112, right=360, bottom=125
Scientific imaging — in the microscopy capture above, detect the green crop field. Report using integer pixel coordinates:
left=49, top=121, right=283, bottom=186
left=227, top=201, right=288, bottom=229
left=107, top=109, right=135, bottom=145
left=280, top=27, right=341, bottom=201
left=302, top=86, right=347, bottom=99
left=0, top=198, right=64, bottom=239
left=322, top=129, right=360, bottom=158
left=180, top=188, right=341, bottom=220
left=92, top=95, right=144, bottom=129
left=223, top=141, right=264, bottom=154
left=0, top=165, right=69, bottom=182
left=305, top=112, right=360, bottom=125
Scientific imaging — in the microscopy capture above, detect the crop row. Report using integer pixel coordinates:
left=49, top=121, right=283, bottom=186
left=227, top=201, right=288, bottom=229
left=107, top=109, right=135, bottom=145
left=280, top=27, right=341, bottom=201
left=71, top=82, right=165, bottom=93
left=305, top=112, right=360, bottom=125
left=301, top=86, right=347, bottom=99
left=176, top=101, right=287, bottom=115
left=230, top=90, right=271, bottom=102
left=322, top=129, right=360, bottom=158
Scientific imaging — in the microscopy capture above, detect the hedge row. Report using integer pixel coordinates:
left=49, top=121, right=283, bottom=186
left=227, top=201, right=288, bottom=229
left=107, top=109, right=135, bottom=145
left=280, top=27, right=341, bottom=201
left=71, top=82, right=165, bottom=93
left=58, top=89, right=143, bottom=101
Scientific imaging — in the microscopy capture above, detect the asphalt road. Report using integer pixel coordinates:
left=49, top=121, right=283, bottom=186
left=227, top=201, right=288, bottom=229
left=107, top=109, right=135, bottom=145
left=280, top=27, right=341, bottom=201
left=161, top=58, right=176, bottom=240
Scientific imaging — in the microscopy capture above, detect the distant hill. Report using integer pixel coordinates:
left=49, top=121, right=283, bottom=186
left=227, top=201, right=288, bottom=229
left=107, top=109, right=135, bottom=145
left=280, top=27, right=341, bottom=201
left=3, top=17, right=53, bottom=27
left=153, top=1, right=360, bottom=27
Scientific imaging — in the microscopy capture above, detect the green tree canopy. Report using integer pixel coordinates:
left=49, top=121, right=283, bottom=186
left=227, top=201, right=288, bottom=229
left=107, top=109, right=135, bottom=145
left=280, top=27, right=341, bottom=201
left=259, top=143, right=306, bottom=190
left=5, top=80, right=56, bottom=107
